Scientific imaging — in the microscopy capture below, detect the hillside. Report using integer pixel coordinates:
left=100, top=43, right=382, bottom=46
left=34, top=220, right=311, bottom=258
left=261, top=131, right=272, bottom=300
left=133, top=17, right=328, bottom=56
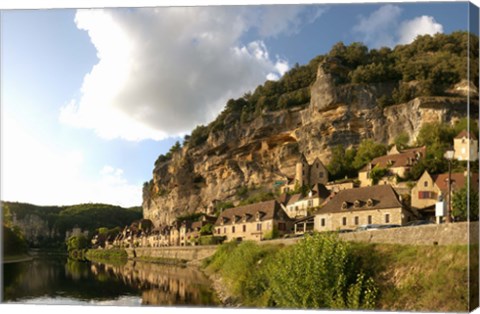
left=2, top=202, right=142, bottom=248
left=143, top=32, right=479, bottom=227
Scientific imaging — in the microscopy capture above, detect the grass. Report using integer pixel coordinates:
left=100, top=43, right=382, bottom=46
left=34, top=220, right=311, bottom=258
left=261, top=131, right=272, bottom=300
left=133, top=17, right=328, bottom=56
left=204, top=236, right=473, bottom=312
left=85, top=248, right=128, bottom=266
left=349, top=242, right=470, bottom=312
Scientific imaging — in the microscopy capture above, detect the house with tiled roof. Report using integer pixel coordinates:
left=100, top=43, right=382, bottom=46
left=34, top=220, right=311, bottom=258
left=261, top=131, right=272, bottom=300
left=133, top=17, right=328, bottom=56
left=214, top=200, right=293, bottom=241
left=281, top=155, right=328, bottom=193
left=313, top=185, right=417, bottom=232
left=454, top=130, right=478, bottom=161
left=281, top=184, right=331, bottom=219
left=411, top=170, right=479, bottom=220
left=358, top=146, right=426, bottom=187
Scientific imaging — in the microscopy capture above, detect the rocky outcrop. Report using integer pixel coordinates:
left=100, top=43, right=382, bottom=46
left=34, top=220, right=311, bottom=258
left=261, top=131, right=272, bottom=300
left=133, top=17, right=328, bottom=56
left=143, top=61, right=476, bottom=227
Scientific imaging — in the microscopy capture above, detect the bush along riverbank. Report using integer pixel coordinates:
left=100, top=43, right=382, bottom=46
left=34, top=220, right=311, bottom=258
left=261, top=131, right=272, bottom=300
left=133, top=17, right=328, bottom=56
left=85, top=249, right=128, bottom=266
left=202, top=233, right=472, bottom=312
left=202, top=233, right=377, bottom=309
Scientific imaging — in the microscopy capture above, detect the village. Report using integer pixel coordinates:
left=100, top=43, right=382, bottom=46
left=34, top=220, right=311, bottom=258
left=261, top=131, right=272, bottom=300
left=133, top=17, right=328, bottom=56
left=93, top=129, right=479, bottom=249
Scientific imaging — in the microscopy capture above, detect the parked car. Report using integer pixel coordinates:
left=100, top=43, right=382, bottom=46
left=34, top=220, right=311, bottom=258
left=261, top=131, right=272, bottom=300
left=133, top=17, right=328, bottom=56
left=403, top=220, right=433, bottom=227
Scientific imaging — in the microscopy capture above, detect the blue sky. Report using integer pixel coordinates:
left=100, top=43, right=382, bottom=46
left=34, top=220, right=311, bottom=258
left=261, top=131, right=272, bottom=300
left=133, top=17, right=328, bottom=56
left=0, top=1, right=476, bottom=207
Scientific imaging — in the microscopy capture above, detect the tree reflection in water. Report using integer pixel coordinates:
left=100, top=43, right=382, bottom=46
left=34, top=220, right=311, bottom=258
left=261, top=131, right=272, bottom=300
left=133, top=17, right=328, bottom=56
left=3, top=255, right=218, bottom=306
left=90, top=261, right=219, bottom=306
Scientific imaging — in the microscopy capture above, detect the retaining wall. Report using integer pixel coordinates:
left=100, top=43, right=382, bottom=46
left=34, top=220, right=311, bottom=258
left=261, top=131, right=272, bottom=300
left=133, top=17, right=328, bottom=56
left=338, top=221, right=478, bottom=245
left=126, top=245, right=218, bottom=261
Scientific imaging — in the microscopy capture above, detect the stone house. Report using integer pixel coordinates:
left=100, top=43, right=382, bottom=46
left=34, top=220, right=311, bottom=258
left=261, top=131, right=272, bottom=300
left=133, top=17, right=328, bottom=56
left=281, top=155, right=328, bottom=193
left=314, top=185, right=417, bottom=232
left=454, top=130, right=478, bottom=161
left=358, top=146, right=426, bottom=187
left=214, top=200, right=293, bottom=241
left=281, top=184, right=331, bottom=219
left=411, top=170, right=478, bottom=219
left=326, top=180, right=357, bottom=193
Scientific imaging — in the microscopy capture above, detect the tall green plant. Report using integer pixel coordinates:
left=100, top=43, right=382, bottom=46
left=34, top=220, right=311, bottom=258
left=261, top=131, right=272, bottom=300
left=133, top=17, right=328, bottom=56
left=265, top=233, right=377, bottom=309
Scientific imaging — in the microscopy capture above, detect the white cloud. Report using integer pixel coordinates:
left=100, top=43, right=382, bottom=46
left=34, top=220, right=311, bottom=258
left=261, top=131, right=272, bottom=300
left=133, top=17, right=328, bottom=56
left=398, top=16, right=444, bottom=45
left=60, top=6, right=323, bottom=141
left=2, top=113, right=141, bottom=207
left=353, top=5, right=444, bottom=48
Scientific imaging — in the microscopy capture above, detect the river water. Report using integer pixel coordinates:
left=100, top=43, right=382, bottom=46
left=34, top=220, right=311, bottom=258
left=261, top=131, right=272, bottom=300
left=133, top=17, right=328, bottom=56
left=2, top=254, right=220, bottom=307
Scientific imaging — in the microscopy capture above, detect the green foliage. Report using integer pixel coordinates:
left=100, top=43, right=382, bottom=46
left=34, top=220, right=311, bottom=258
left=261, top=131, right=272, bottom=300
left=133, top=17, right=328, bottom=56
left=66, top=235, right=88, bottom=252
left=3, top=201, right=142, bottom=248
left=452, top=186, right=479, bottom=221
left=214, top=201, right=235, bottom=216
left=189, top=125, right=209, bottom=147
left=415, top=122, right=457, bottom=147
left=200, top=223, right=214, bottom=236
left=327, top=145, right=357, bottom=180
left=263, top=226, right=279, bottom=240
left=266, top=233, right=377, bottom=309
left=198, top=235, right=225, bottom=246
left=352, top=140, right=388, bottom=170
left=2, top=224, right=28, bottom=256
left=369, top=167, right=389, bottom=185
left=238, top=190, right=276, bottom=206
left=205, top=234, right=377, bottom=309
left=85, top=249, right=128, bottom=266
left=2, top=203, right=13, bottom=228
left=394, top=132, right=410, bottom=150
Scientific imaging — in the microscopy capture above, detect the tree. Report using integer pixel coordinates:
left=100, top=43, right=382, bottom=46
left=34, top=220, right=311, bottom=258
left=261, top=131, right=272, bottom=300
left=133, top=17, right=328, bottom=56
left=200, top=223, right=214, bottom=236
left=452, top=186, right=479, bottom=221
left=416, top=122, right=456, bottom=147
left=352, top=140, right=387, bottom=170
left=394, top=132, right=410, bottom=150
left=2, top=203, right=13, bottom=228
left=327, top=145, right=357, bottom=181
left=369, top=167, right=389, bottom=185
left=66, top=235, right=88, bottom=252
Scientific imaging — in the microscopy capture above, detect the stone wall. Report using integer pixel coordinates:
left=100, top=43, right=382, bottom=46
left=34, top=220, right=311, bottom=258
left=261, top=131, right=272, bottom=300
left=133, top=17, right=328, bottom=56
left=126, top=245, right=218, bottom=261
left=338, top=221, right=478, bottom=245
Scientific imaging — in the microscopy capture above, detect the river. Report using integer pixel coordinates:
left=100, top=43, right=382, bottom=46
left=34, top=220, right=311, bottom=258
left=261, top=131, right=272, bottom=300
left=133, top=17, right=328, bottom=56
left=2, top=254, right=220, bottom=307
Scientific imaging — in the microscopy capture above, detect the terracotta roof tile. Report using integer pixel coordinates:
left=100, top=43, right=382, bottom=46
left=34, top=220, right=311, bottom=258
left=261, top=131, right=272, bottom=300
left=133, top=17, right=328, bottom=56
left=455, top=130, right=477, bottom=140
left=215, top=200, right=290, bottom=226
left=432, top=172, right=479, bottom=195
left=315, top=185, right=403, bottom=214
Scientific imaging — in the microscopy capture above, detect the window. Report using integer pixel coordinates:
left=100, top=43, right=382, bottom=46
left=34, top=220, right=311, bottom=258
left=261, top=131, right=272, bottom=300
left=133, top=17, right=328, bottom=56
left=319, top=171, right=323, bottom=178
left=278, top=222, right=286, bottom=231
left=368, top=215, right=372, bottom=224
left=342, top=217, right=347, bottom=226
left=316, top=164, right=319, bottom=169
left=354, top=216, right=359, bottom=225
left=308, top=200, right=313, bottom=207
left=257, top=223, right=262, bottom=231
left=385, top=214, right=390, bottom=223
left=321, top=218, right=325, bottom=227
left=217, top=228, right=221, bottom=234
left=424, top=181, right=428, bottom=187
left=232, top=226, right=235, bottom=233
left=224, top=227, right=226, bottom=234
left=418, top=191, right=432, bottom=199
left=242, top=225, right=246, bottom=232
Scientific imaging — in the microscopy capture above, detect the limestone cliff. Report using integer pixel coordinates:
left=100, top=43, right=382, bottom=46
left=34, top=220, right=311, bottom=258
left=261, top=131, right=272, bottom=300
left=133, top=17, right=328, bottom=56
left=143, top=61, right=477, bottom=227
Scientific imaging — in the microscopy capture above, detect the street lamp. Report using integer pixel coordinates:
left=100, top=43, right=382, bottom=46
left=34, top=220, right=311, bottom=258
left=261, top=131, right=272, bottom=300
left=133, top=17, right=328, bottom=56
left=444, top=149, right=455, bottom=223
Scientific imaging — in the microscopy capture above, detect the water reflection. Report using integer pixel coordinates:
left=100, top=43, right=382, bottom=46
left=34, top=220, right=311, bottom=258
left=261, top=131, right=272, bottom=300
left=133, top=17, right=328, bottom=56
left=91, top=261, right=219, bottom=306
left=3, top=255, right=219, bottom=307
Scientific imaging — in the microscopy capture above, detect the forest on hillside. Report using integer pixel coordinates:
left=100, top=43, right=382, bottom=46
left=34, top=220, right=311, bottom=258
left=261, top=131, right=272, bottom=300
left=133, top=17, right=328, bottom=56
left=2, top=202, right=142, bottom=248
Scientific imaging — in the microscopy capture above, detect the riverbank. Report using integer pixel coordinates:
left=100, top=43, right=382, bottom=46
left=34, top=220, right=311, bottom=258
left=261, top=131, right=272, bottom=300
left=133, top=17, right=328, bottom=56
left=202, top=234, right=475, bottom=312
left=2, top=253, right=33, bottom=264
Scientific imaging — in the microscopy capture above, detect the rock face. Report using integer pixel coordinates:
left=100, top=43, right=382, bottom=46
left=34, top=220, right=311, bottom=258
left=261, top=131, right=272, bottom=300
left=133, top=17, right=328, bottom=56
left=143, top=62, right=475, bottom=227
left=12, top=213, right=59, bottom=247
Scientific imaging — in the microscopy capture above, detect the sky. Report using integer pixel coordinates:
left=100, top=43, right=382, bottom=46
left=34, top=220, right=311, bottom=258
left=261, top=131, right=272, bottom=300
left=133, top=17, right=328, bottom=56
left=0, top=0, right=476, bottom=208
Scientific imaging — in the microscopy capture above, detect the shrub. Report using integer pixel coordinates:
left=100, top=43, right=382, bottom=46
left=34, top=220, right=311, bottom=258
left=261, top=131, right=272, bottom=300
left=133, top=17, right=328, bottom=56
left=265, top=233, right=377, bottom=309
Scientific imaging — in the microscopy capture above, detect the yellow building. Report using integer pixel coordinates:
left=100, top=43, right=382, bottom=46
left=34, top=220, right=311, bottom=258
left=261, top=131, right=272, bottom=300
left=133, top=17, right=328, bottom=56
left=314, top=185, right=416, bottom=232
left=410, top=170, right=478, bottom=219
left=214, top=200, right=293, bottom=241
left=454, top=130, right=478, bottom=161
left=358, top=146, right=426, bottom=187
left=282, top=155, right=328, bottom=193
